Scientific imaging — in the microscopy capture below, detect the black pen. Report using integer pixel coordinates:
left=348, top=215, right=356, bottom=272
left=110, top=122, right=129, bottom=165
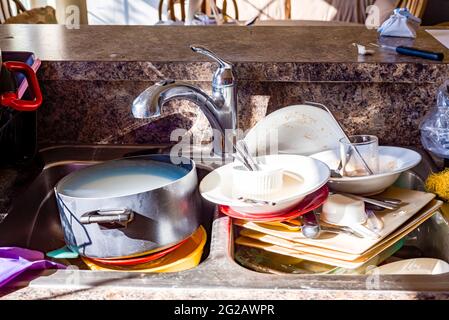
left=370, top=43, right=445, bottom=61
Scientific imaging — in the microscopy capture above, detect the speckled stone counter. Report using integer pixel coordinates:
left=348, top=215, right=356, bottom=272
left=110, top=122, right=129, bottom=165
left=1, top=24, right=449, bottom=148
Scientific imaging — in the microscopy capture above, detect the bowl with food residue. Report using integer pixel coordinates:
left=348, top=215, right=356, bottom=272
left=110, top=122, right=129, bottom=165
left=311, top=146, right=422, bottom=195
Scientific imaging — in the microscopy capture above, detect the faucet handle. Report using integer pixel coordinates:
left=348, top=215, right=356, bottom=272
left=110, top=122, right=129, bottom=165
left=191, top=45, right=235, bottom=87
left=190, top=45, right=233, bottom=69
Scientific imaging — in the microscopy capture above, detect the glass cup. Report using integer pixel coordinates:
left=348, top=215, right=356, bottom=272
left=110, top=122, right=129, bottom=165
left=339, top=135, right=379, bottom=177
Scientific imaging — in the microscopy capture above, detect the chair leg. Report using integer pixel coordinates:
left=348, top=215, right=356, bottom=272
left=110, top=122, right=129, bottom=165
left=222, top=0, right=227, bottom=22
left=158, top=0, right=164, bottom=21
left=284, top=0, right=291, bottom=19
left=180, top=0, right=185, bottom=21
left=169, top=0, right=176, bottom=20
left=232, top=0, right=238, bottom=20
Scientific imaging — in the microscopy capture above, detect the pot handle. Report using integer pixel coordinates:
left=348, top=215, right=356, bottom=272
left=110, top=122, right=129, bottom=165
left=80, top=209, right=134, bottom=228
left=1, top=61, right=43, bottom=111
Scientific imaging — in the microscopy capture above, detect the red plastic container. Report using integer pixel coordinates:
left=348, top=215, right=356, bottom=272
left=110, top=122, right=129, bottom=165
left=0, top=52, right=42, bottom=164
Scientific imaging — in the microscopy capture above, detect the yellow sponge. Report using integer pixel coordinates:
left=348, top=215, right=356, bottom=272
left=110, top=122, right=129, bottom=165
left=425, top=168, right=449, bottom=202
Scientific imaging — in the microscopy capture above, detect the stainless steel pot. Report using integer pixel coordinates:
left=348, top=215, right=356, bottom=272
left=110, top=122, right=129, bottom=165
left=54, top=154, right=201, bottom=259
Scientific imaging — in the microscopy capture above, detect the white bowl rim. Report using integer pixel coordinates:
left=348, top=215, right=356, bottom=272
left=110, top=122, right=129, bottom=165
left=199, top=154, right=330, bottom=208
left=310, top=146, right=422, bottom=182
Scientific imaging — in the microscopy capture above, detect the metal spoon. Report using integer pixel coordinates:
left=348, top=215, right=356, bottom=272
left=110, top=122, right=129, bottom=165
left=232, top=152, right=253, bottom=171
left=330, top=160, right=344, bottom=178
left=365, top=209, right=384, bottom=233
left=235, top=140, right=261, bottom=171
left=300, top=211, right=364, bottom=239
left=341, top=193, right=400, bottom=211
left=237, top=197, right=276, bottom=206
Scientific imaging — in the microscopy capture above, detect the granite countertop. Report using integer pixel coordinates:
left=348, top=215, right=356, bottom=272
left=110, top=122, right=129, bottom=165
left=1, top=24, right=447, bottom=63
left=1, top=24, right=448, bottom=83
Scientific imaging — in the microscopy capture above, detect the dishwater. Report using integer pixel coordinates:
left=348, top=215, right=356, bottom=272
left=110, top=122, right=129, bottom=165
left=58, top=159, right=189, bottom=198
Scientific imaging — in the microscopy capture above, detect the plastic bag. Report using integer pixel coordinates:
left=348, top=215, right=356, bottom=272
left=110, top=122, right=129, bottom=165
left=0, top=247, right=66, bottom=289
left=378, top=8, right=421, bottom=38
left=420, top=80, right=449, bottom=159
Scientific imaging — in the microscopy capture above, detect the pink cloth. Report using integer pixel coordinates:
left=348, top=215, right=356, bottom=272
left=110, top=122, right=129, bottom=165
left=0, top=247, right=66, bottom=288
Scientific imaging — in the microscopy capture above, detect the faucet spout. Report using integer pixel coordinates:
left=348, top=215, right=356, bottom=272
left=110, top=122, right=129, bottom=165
left=132, top=80, right=232, bottom=156
left=132, top=45, right=237, bottom=158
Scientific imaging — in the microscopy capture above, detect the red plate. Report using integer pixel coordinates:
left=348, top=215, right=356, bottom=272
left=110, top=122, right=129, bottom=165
left=219, top=185, right=329, bottom=222
left=89, top=238, right=188, bottom=267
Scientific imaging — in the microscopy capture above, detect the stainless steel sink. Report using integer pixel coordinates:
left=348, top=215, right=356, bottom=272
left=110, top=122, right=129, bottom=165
left=2, top=145, right=449, bottom=299
left=0, top=146, right=215, bottom=259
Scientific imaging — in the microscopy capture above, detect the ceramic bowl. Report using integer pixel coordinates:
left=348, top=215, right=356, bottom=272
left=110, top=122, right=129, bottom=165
left=232, top=164, right=285, bottom=198
left=321, top=193, right=367, bottom=226
left=200, top=154, right=330, bottom=214
left=311, top=146, right=422, bottom=195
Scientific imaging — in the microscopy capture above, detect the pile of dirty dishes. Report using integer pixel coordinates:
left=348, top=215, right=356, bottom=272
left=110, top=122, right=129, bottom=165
left=227, top=103, right=441, bottom=273
left=234, top=186, right=441, bottom=270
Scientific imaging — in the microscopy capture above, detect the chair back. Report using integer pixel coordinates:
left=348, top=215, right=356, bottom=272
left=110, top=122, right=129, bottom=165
left=0, top=0, right=26, bottom=23
left=396, top=0, right=428, bottom=18
left=159, top=0, right=238, bottom=22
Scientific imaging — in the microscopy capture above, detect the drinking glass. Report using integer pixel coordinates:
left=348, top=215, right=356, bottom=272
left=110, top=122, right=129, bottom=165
left=339, top=135, right=379, bottom=177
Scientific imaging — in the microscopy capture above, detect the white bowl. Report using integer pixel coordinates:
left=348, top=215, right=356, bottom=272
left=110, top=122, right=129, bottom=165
left=232, top=164, right=285, bottom=198
left=199, top=154, right=330, bottom=214
left=311, top=146, right=422, bottom=195
left=321, top=194, right=367, bottom=226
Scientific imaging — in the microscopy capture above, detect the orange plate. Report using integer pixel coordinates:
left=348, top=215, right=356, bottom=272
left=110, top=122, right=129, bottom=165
left=89, top=238, right=188, bottom=267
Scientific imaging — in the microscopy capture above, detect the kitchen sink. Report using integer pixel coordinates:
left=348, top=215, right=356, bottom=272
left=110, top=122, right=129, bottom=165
left=2, top=145, right=449, bottom=299
left=0, top=145, right=216, bottom=271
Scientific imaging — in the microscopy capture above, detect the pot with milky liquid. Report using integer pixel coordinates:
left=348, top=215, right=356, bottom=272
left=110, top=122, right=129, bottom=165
left=54, top=154, right=201, bottom=259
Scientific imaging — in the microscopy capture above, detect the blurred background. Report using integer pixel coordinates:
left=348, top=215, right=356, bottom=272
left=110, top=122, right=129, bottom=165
left=4, top=0, right=449, bottom=26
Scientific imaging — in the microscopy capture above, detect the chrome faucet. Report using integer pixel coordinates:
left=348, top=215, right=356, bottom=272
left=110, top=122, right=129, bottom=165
left=131, top=45, right=237, bottom=157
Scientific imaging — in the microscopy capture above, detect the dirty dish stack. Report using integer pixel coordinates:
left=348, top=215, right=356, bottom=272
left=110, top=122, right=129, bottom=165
left=53, top=154, right=207, bottom=272
left=226, top=103, right=441, bottom=275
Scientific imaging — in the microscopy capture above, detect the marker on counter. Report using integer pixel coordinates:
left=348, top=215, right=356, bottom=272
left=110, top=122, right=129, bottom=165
left=370, top=43, right=445, bottom=61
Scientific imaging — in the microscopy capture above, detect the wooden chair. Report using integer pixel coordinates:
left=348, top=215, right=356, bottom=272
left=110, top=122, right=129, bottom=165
left=284, top=0, right=291, bottom=19
left=396, top=0, right=428, bottom=19
left=201, top=0, right=238, bottom=22
left=159, top=0, right=185, bottom=21
left=0, top=0, right=26, bottom=23
left=159, top=0, right=238, bottom=22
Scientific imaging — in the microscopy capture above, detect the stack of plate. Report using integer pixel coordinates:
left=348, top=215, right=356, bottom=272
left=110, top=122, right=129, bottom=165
left=234, top=187, right=442, bottom=269
left=82, top=226, right=206, bottom=272
left=226, top=103, right=436, bottom=271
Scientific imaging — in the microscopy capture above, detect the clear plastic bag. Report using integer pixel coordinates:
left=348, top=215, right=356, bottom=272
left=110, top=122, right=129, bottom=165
left=378, top=8, right=421, bottom=38
left=420, top=80, right=449, bottom=158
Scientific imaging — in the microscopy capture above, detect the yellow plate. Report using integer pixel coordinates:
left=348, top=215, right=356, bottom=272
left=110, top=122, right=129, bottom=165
left=82, top=226, right=207, bottom=273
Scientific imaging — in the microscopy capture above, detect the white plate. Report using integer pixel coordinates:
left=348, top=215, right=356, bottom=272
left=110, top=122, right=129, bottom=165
left=199, top=154, right=330, bottom=214
left=311, top=146, right=422, bottom=195
left=243, top=104, right=347, bottom=156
